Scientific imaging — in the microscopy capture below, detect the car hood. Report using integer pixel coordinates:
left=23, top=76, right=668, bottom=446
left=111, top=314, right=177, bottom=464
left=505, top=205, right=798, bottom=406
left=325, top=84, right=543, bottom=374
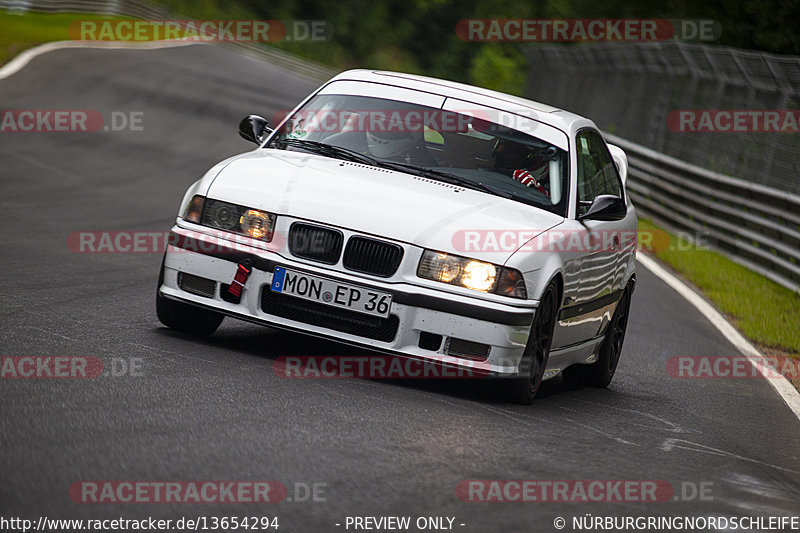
left=206, top=149, right=563, bottom=263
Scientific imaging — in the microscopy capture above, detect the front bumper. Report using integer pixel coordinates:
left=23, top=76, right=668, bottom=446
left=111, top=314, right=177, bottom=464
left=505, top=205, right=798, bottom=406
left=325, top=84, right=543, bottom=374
left=159, top=226, right=536, bottom=375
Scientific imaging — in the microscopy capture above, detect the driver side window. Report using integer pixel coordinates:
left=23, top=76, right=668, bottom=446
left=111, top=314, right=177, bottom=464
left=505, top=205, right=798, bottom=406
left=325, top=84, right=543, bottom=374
left=576, top=130, right=622, bottom=216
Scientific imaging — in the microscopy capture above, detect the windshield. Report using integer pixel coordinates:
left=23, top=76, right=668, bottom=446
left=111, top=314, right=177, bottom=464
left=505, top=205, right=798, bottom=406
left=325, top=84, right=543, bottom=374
left=271, top=94, right=569, bottom=216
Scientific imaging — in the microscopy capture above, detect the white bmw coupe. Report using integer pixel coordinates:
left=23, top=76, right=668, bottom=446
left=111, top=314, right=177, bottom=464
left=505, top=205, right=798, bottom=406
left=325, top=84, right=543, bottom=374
left=157, top=69, right=637, bottom=403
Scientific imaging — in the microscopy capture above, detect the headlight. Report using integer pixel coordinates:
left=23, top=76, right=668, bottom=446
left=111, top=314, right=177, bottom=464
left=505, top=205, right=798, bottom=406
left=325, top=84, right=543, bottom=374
left=183, top=196, right=276, bottom=242
left=239, top=209, right=272, bottom=240
left=417, top=250, right=527, bottom=299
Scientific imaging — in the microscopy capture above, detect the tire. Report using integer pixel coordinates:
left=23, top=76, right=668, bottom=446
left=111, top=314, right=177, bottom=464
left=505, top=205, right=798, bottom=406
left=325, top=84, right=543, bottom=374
left=155, top=255, right=223, bottom=337
left=563, top=282, right=632, bottom=388
left=507, top=282, right=559, bottom=404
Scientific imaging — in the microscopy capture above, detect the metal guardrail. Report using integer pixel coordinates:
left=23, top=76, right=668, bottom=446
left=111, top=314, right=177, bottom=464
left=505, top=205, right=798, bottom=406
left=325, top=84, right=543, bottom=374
left=524, top=42, right=800, bottom=196
left=606, top=132, right=800, bottom=294
left=0, top=0, right=337, bottom=80
left=0, top=0, right=167, bottom=18
left=225, top=40, right=336, bottom=82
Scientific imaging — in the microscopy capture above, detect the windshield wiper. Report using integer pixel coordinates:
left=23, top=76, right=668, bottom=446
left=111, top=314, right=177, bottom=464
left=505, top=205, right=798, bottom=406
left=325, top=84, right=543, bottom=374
left=272, top=138, right=380, bottom=166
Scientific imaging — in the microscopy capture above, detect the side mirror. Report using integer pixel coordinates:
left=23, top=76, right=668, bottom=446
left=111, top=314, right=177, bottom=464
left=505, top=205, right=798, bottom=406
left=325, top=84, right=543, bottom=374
left=578, top=194, right=627, bottom=222
left=238, top=115, right=272, bottom=144
left=607, top=144, right=628, bottom=187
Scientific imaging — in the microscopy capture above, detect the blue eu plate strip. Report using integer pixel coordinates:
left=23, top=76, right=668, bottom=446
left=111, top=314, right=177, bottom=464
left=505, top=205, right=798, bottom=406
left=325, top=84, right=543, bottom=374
left=272, top=267, right=286, bottom=292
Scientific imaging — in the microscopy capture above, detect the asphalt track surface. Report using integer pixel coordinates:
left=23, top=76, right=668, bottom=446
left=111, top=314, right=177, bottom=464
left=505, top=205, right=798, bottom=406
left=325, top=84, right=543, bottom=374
left=1, top=44, right=799, bottom=532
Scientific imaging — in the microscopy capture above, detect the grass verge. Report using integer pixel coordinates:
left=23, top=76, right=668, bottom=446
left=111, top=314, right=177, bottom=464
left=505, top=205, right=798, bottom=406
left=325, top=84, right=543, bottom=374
left=0, top=10, right=127, bottom=66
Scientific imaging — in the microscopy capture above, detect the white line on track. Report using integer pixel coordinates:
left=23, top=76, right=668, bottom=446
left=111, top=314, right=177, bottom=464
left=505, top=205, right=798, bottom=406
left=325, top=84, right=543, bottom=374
left=637, top=252, right=800, bottom=421
left=0, top=40, right=200, bottom=80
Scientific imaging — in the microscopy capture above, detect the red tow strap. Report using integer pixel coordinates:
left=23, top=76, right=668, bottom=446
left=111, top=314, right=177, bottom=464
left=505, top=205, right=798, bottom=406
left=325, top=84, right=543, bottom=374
left=227, top=260, right=252, bottom=300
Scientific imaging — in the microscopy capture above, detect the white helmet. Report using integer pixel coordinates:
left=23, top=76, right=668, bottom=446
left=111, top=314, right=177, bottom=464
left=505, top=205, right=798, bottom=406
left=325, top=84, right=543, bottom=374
left=366, top=129, right=418, bottom=159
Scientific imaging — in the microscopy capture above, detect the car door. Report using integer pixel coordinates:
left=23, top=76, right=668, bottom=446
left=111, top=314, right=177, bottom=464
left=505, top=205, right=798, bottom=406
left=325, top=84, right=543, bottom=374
left=554, top=128, right=633, bottom=348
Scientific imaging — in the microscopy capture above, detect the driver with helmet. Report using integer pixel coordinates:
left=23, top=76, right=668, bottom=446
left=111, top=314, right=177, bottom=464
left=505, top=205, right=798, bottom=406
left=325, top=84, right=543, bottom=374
left=492, top=139, right=551, bottom=197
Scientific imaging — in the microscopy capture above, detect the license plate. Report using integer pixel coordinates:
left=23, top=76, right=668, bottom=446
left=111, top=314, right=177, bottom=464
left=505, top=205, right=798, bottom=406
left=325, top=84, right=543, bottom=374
left=270, top=267, right=393, bottom=318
